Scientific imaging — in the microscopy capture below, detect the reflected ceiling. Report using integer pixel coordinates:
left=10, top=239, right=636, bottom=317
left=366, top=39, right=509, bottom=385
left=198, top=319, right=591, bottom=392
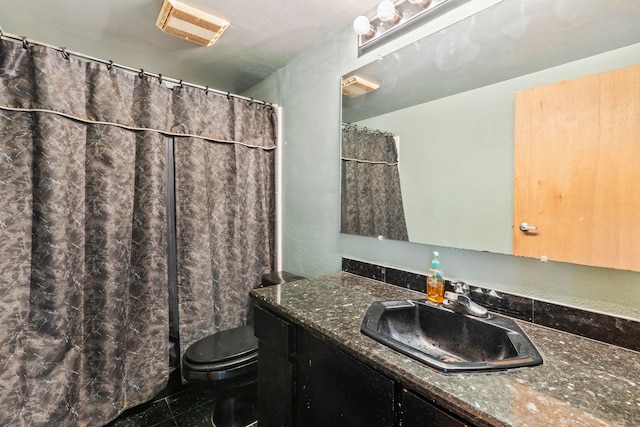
left=343, top=0, right=640, bottom=123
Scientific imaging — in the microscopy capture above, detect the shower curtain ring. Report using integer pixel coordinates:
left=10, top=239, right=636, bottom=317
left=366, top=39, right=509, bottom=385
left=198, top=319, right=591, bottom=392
left=107, top=60, right=114, bottom=70
left=204, top=86, right=209, bottom=94
left=138, top=69, right=145, bottom=78
left=21, top=36, right=28, bottom=49
left=60, top=47, right=70, bottom=60
left=158, top=74, right=163, bottom=84
left=226, top=92, right=231, bottom=100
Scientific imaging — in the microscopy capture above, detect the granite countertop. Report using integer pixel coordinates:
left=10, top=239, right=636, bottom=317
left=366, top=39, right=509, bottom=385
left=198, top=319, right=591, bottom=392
left=250, top=272, right=640, bottom=427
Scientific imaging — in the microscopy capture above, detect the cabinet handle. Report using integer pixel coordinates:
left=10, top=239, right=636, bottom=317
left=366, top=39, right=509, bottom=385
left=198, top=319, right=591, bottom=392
left=519, top=222, right=538, bottom=233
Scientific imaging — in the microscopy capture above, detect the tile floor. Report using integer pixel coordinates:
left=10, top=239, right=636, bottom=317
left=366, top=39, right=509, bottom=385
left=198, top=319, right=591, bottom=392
left=105, top=385, right=219, bottom=427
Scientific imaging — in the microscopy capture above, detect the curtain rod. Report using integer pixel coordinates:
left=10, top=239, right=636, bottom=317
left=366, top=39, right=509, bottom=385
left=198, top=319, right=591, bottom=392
left=341, top=122, right=395, bottom=137
left=0, top=28, right=274, bottom=108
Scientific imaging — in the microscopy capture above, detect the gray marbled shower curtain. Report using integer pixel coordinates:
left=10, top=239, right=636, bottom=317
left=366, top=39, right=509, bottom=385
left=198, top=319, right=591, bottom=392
left=0, top=37, right=277, bottom=425
left=341, top=126, right=408, bottom=241
left=0, top=41, right=170, bottom=426
left=173, top=93, right=277, bottom=354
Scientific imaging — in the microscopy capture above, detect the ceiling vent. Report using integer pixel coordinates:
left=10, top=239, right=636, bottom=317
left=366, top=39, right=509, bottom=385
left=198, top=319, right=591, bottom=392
left=342, top=75, right=380, bottom=97
left=156, top=0, right=230, bottom=47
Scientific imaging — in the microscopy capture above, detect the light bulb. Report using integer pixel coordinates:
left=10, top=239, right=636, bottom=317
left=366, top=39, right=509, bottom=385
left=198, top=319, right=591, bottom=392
left=408, top=0, right=431, bottom=5
left=377, top=0, right=398, bottom=22
left=353, top=15, right=373, bottom=36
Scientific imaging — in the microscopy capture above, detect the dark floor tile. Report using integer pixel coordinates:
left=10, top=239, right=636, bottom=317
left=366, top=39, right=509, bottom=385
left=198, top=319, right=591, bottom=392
left=173, top=400, right=217, bottom=427
left=151, top=420, right=179, bottom=427
left=173, top=398, right=257, bottom=427
left=151, top=370, right=188, bottom=400
left=105, top=399, right=174, bottom=427
left=166, top=387, right=216, bottom=417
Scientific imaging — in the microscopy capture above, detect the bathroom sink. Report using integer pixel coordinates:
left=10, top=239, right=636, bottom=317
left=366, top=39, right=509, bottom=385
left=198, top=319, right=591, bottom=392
left=361, top=299, right=542, bottom=373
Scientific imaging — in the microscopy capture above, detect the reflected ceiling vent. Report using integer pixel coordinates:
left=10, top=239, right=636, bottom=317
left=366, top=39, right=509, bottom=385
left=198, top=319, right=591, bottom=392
left=156, top=0, right=230, bottom=47
left=342, top=75, right=380, bottom=97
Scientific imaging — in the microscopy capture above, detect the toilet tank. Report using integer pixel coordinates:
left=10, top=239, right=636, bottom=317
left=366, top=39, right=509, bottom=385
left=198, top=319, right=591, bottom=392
left=260, top=271, right=305, bottom=287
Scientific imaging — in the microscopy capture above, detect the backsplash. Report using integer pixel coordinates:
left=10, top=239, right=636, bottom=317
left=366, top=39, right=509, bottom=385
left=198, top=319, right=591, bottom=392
left=342, top=258, right=640, bottom=353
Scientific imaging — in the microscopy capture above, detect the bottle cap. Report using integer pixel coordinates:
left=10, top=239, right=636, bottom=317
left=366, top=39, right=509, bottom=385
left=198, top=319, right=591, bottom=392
left=431, top=251, right=440, bottom=269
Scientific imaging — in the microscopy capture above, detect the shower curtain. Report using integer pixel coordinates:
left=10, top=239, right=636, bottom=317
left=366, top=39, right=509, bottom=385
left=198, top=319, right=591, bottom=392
left=0, top=40, right=170, bottom=426
left=341, top=126, right=408, bottom=241
left=173, top=95, right=277, bottom=353
left=0, top=38, right=276, bottom=426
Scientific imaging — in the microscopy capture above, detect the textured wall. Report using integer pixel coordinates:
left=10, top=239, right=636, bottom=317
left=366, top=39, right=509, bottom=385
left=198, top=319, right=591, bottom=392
left=245, top=25, right=640, bottom=320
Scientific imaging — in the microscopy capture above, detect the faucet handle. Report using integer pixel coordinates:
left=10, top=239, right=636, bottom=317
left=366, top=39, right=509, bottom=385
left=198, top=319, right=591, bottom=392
left=454, top=281, right=469, bottom=295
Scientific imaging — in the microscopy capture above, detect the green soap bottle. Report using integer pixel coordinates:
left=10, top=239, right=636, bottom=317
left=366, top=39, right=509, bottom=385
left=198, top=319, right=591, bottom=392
left=426, top=251, right=444, bottom=304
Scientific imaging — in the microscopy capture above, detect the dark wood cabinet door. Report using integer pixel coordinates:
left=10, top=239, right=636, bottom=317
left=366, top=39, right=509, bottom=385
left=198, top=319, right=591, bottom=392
left=254, top=305, right=295, bottom=427
left=400, top=389, right=470, bottom=427
left=257, top=343, right=294, bottom=427
left=297, top=330, right=395, bottom=427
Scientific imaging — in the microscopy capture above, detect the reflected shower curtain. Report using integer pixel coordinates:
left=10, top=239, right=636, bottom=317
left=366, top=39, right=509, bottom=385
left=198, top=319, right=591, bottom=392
left=173, top=92, right=277, bottom=353
left=0, top=41, right=170, bottom=426
left=341, top=126, right=408, bottom=241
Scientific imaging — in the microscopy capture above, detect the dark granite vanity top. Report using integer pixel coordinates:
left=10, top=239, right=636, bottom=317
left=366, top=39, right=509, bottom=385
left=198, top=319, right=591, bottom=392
left=250, top=272, right=640, bottom=427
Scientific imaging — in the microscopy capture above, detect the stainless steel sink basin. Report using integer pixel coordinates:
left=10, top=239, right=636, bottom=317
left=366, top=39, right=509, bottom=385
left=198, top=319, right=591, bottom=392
left=361, top=299, right=543, bottom=373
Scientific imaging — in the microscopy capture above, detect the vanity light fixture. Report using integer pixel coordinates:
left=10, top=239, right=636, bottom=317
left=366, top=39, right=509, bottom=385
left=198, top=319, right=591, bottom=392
left=377, top=1, right=400, bottom=22
left=156, top=0, right=229, bottom=47
left=353, top=0, right=484, bottom=53
left=342, top=75, right=380, bottom=97
left=353, top=15, right=374, bottom=36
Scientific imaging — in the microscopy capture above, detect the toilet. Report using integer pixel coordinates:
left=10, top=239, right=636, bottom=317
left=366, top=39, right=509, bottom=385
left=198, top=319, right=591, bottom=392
left=181, top=271, right=304, bottom=427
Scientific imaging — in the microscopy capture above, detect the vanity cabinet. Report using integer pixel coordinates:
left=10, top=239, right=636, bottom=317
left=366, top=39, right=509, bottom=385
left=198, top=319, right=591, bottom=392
left=400, top=389, right=470, bottom=427
left=296, top=328, right=395, bottom=426
left=253, top=305, right=295, bottom=427
left=254, top=303, right=476, bottom=427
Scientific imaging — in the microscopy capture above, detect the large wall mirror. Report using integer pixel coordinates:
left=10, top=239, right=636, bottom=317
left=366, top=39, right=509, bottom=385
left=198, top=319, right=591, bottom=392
left=340, top=0, right=640, bottom=270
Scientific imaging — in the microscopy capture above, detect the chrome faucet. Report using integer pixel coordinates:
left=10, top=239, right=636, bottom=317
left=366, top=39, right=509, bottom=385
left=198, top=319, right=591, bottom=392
left=454, top=281, right=469, bottom=295
left=445, top=281, right=488, bottom=318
